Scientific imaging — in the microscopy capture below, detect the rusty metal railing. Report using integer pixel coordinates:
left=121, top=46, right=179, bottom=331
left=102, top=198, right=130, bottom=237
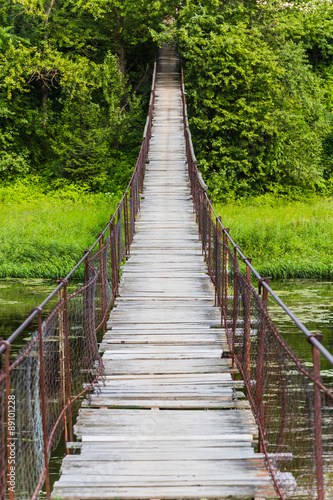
left=181, top=64, right=333, bottom=500
left=0, top=59, right=157, bottom=500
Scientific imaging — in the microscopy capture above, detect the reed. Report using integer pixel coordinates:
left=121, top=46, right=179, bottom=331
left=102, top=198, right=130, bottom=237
left=0, top=180, right=118, bottom=279
left=214, top=195, right=333, bottom=279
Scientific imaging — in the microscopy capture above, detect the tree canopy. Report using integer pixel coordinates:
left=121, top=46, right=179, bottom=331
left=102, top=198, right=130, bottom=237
left=1, top=0, right=333, bottom=199
left=157, top=0, right=333, bottom=198
left=0, top=0, right=177, bottom=190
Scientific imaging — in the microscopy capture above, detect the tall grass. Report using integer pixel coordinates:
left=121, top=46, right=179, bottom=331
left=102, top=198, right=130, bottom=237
left=0, top=179, right=119, bottom=279
left=214, top=195, right=333, bottom=279
left=2, top=181, right=332, bottom=280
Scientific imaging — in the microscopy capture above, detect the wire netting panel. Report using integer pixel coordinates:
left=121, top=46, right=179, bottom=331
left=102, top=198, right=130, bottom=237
left=0, top=54, right=156, bottom=500
left=0, top=266, right=103, bottom=499
left=231, top=273, right=333, bottom=499
left=129, top=185, right=135, bottom=245
left=209, top=222, right=218, bottom=289
left=89, top=240, right=111, bottom=333
left=0, top=371, right=5, bottom=500
left=322, top=392, right=333, bottom=497
left=114, top=219, right=123, bottom=270
left=3, top=335, right=44, bottom=499
left=42, top=309, right=64, bottom=443
left=225, top=245, right=235, bottom=324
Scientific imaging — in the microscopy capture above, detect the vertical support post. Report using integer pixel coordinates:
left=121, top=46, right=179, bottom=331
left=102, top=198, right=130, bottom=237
left=99, top=234, right=106, bottom=335
left=124, top=192, right=130, bottom=258
left=57, top=283, right=68, bottom=454
left=208, top=202, right=212, bottom=279
left=62, top=281, right=73, bottom=445
left=221, top=229, right=230, bottom=328
left=36, top=308, right=51, bottom=499
left=109, top=217, right=117, bottom=300
left=232, top=248, right=239, bottom=370
left=197, top=189, right=201, bottom=241
left=117, top=204, right=121, bottom=284
left=0, top=349, right=6, bottom=500
left=221, top=230, right=225, bottom=326
left=311, top=334, right=324, bottom=500
left=224, top=229, right=229, bottom=313
left=0, top=341, right=14, bottom=500
left=215, top=218, right=222, bottom=307
left=130, top=185, right=134, bottom=244
left=84, top=249, right=89, bottom=285
left=196, top=176, right=199, bottom=220
left=201, top=196, right=205, bottom=255
left=127, top=192, right=131, bottom=257
left=256, top=278, right=269, bottom=453
left=244, top=259, right=252, bottom=382
left=193, top=174, right=197, bottom=217
left=83, top=248, right=94, bottom=343
left=136, top=176, right=140, bottom=212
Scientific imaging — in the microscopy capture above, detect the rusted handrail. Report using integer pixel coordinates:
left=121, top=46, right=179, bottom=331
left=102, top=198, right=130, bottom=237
left=181, top=64, right=333, bottom=369
left=181, top=61, right=333, bottom=500
left=0, top=56, right=157, bottom=500
left=0, top=59, right=157, bottom=359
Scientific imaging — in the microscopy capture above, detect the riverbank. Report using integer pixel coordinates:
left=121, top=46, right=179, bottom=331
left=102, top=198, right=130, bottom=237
left=0, top=180, right=118, bottom=279
left=1, top=183, right=332, bottom=280
left=214, top=195, right=333, bottom=279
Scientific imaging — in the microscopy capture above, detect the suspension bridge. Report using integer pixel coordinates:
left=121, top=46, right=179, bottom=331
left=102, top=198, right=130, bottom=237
left=52, top=45, right=275, bottom=500
left=1, top=45, right=333, bottom=500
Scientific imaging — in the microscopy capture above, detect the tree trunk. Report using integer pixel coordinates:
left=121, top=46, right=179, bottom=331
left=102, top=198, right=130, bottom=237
left=42, top=82, right=49, bottom=128
left=118, top=45, right=126, bottom=80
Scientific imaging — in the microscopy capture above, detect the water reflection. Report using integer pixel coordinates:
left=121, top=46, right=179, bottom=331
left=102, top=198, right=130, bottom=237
left=268, top=279, right=333, bottom=373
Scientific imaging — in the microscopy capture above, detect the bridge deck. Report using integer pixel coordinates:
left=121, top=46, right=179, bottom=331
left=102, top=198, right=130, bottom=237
left=52, top=46, right=276, bottom=499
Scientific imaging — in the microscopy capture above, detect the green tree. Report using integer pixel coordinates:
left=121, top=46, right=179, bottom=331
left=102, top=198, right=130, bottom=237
left=0, top=0, right=160, bottom=187
left=173, top=1, right=330, bottom=198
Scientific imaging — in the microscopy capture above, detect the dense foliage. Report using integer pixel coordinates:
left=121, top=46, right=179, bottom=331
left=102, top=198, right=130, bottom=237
left=215, top=195, right=333, bottom=278
left=0, top=179, right=117, bottom=278
left=0, top=0, right=177, bottom=191
left=154, top=0, right=333, bottom=199
left=2, top=0, right=333, bottom=197
left=2, top=0, right=333, bottom=280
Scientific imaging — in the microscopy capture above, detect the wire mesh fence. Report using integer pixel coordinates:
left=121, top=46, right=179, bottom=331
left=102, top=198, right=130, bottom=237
left=181, top=63, right=333, bottom=499
left=0, top=57, right=157, bottom=500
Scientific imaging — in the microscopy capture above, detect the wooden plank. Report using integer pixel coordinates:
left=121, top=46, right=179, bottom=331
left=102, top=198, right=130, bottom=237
left=101, top=358, right=233, bottom=374
left=53, top=484, right=276, bottom=499
left=58, top=459, right=272, bottom=477
left=69, top=440, right=257, bottom=451
left=101, top=337, right=227, bottom=346
left=96, top=373, right=235, bottom=381
left=52, top=485, right=276, bottom=499
left=82, top=399, right=250, bottom=410
left=64, top=448, right=262, bottom=461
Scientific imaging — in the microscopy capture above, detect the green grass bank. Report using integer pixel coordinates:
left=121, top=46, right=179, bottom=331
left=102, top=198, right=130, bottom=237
left=214, top=195, right=333, bottom=279
left=1, top=182, right=332, bottom=280
left=0, top=180, right=118, bottom=279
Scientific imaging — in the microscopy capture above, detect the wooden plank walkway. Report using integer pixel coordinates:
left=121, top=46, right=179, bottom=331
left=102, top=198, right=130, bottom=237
left=52, top=46, right=276, bottom=500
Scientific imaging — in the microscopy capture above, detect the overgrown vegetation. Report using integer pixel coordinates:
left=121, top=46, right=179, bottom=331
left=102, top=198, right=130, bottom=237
left=153, top=0, right=333, bottom=199
left=0, top=0, right=178, bottom=278
left=2, top=0, right=333, bottom=279
left=0, top=180, right=117, bottom=278
left=0, top=0, right=177, bottom=191
left=215, top=195, right=333, bottom=278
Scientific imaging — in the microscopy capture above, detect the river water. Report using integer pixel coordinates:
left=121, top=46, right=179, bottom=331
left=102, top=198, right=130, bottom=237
left=1, top=277, right=333, bottom=495
left=0, top=278, right=57, bottom=353
left=2, top=277, right=333, bottom=367
left=267, top=279, right=333, bottom=374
